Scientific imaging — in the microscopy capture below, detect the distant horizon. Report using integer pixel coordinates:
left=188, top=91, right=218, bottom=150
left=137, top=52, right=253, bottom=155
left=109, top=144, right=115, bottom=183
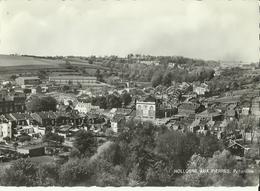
left=1, top=53, right=255, bottom=64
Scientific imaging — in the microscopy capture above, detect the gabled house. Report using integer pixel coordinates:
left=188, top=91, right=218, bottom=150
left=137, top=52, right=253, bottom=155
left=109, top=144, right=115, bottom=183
left=31, top=111, right=57, bottom=127
left=227, top=141, right=246, bottom=157
left=5, top=113, right=34, bottom=127
left=189, top=118, right=210, bottom=135
left=195, top=108, right=223, bottom=122
left=111, top=114, right=126, bottom=133
left=193, top=83, right=209, bottom=95
left=178, top=102, right=205, bottom=116
left=55, top=111, right=85, bottom=126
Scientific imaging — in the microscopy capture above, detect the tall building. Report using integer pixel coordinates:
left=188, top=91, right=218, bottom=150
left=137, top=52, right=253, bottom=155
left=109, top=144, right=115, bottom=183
left=136, top=101, right=156, bottom=120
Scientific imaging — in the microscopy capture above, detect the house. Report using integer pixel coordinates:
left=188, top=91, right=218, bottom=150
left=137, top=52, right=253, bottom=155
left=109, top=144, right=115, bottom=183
left=5, top=113, right=34, bottom=127
left=69, top=111, right=85, bottom=126
left=166, top=120, right=185, bottom=131
left=31, top=86, right=42, bottom=94
left=33, top=126, right=47, bottom=136
left=56, top=125, right=73, bottom=138
left=17, top=144, right=45, bottom=157
left=178, top=102, right=205, bottom=116
left=189, top=118, right=210, bottom=135
left=227, top=141, right=246, bottom=157
left=15, top=76, right=41, bottom=86
left=0, top=122, right=12, bottom=141
left=107, top=108, right=133, bottom=120
left=178, top=82, right=192, bottom=93
left=195, top=108, right=223, bottom=122
left=16, top=125, right=35, bottom=136
left=136, top=101, right=156, bottom=120
left=111, top=114, right=126, bottom=133
left=193, top=83, right=209, bottom=95
left=31, top=111, right=57, bottom=127
left=0, top=93, right=26, bottom=114
left=74, top=102, right=100, bottom=114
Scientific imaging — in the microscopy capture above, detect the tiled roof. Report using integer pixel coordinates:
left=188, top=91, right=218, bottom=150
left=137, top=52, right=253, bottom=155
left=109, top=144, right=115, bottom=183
left=178, top=102, right=200, bottom=111
left=112, top=114, right=125, bottom=123
left=6, top=113, right=33, bottom=121
left=37, top=111, right=57, bottom=119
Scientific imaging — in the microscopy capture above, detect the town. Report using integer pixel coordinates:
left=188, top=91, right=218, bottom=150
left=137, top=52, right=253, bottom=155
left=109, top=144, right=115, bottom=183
left=0, top=54, right=259, bottom=186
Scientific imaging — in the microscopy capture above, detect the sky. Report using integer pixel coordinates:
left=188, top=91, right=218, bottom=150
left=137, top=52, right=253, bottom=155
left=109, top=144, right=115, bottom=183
left=0, top=0, right=258, bottom=62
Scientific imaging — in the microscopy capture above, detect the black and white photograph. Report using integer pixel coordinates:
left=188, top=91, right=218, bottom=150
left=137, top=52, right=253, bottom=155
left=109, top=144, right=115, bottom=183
left=0, top=0, right=259, bottom=188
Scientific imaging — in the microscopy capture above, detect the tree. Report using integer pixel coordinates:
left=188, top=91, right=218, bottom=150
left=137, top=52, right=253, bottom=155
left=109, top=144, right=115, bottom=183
left=65, top=60, right=73, bottom=69
left=77, top=82, right=82, bottom=89
left=225, top=119, right=238, bottom=135
left=95, top=141, right=124, bottom=166
left=73, top=130, right=97, bottom=157
left=93, top=158, right=127, bottom=186
left=1, top=159, right=38, bottom=186
left=96, top=69, right=104, bottom=82
left=107, top=94, right=122, bottom=109
left=37, top=70, right=47, bottom=80
left=206, top=150, right=249, bottom=186
left=42, top=132, right=64, bottom=146
left=155, top=131, right=197, bottom=169
left=162, top=72, right=172, bottom=87
left=151, top=70, right=163, bottom=87
left=26, top=95, right=57, bottom=112
left=198, top=135, right=222, bottom=157
left=36, top=163, right=59, bottom=186
left=91, top=96, right=107, bottom=109
left=62, top=85, right=70, bottom=92
left=59, top=158, right=93, bottom=186
left=175, top=154, right=208, bottom=186
left=68, top=80, right=73, bottom=86
left=121, top=92, right=132, bottom=107
left=177, top=150, right=258, bottom=186
left=239, top=115, right=258, bottom=144
left=10, top=75, right=17, bottom=81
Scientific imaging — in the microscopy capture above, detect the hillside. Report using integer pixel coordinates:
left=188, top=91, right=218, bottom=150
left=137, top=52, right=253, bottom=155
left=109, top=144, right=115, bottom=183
left=0, top=55, right=114, bottom=79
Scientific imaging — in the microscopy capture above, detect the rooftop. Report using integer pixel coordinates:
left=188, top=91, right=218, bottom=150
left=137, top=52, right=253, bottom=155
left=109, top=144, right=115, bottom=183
left=16, top=76, right=40, bottom=80
left=49, top=76, right=97, bottom=80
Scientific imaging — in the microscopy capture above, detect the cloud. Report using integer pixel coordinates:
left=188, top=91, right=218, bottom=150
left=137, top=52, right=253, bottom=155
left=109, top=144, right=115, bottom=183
left=0, top=0, right=258, bottom=62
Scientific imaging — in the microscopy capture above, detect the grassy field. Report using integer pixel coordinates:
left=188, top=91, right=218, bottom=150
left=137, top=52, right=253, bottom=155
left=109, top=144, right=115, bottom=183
left=0, top=54, right=64, bottom=67
left=0, top=54, right=117, bottom=80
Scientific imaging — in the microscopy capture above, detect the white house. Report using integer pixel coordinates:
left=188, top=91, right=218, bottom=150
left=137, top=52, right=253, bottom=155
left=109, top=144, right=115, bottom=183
left=75, top=102, right=100, bottom=114
left=0, top=122, right=12, bottom=141
left=193, top=83, right=209, bottom=95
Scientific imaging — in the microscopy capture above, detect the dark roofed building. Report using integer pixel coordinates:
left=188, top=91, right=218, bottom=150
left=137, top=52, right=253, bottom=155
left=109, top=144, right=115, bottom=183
left=31, top=111, right=57, bottom=126
left=228, top=141, right=246, bottom=157
left=178, top=102, right=205, bottom=115
left=5, top=113, right=33, bottom=127
left=0, top=93, right=26, bottom=115
left=15, top=76, right=41, bottom=86
left=195, top=108, right=223, bottom=122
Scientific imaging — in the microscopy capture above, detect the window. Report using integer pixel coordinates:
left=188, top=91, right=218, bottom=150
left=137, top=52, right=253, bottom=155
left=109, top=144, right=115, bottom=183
left=137, top=105, right=143, bottom=117
left=148, top=106, right=155, bottom=118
